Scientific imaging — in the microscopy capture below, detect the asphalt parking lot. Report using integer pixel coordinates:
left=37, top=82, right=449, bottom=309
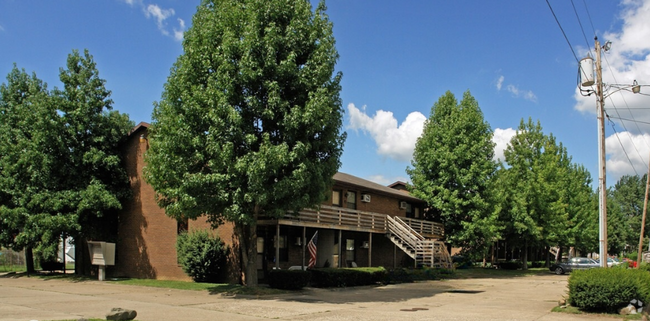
left=0, top=272, right=620, bottom=321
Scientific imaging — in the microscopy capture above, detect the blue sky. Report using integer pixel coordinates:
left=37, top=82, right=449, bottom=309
left=2, top=0, right=650, bottom=187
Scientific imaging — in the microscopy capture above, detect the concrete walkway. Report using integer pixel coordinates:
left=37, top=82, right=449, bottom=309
left=0, top=272, right=617, bottom=321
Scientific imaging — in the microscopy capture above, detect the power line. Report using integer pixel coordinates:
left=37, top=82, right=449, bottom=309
left=607, top=116, right=650, bottom=126
left=607, top=114, right=640, bottom=176
left=581, top=0, right=597, bottom=38
left=602, top=53, right=650, bottom=150
left=571, top=0, right=593, bottom=56
left=605, top=102, right=646, bottom=173
left=607, top=107, right=650, bottom=110
left=545, top=0, right=580, bottom=62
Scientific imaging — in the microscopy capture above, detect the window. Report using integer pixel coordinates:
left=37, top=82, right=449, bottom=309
left=273, top=235, right=288, bottom=262
left=256, top=237, right=265, bottom=254
left=405, top=202, right=414, bottom=218
left=346, top=191, right=357, bottom=210
left=332, top=190, right=342, bottom=206
left=346, top=239, right=355, bottom=265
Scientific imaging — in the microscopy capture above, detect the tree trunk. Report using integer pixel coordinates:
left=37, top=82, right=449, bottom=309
left=522, top=241, right=528, bottom=270
left=545, top=246, right=550, bottom=267
left=75, top=238, right=91, bottom=276
left=490, top=243, right=495, bottom=266
left=25, top=247, right=35, bottom=274
left=237, top=205, right=259, bottom=287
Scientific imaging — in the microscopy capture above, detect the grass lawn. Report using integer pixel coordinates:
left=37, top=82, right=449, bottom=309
left=11, top=272, right=290, bottom=296
left=107, top=278, right=289, bottom=295
left=450, top=267, right=550, bottom=279
left=0, top=265, right=26, bottom=273
left=551, top=305, right=644, bottom=320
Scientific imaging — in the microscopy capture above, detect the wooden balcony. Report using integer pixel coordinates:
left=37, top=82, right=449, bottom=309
left=258, top=205, right=444, bottom=239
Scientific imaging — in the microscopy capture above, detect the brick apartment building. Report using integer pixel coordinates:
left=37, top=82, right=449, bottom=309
left=113, top=123, right=449, bottom=283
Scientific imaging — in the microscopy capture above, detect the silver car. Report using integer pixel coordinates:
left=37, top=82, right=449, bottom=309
left=549, top=257, right=599, bottom=275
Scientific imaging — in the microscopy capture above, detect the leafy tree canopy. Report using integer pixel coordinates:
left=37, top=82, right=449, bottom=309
left=407, top=90, right=498, bottom=255
left=495, top=118, right=595, bottom=266
left=0, top=50, right=132, bottom=265
left=145, top=0, right=345, bottom=286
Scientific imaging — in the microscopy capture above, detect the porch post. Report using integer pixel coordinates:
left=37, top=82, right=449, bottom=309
left=275, top=221, right=280, bottom=269
left=302, top=227, right=306, bottom=271
left=338, top=229, right=342, bottom=268
left=368, top=232, right=372, bottom=267
left=393, top=243, right=396, bottom=268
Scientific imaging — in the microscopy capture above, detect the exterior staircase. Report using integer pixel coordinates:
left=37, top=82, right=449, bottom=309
left=386, top=216, right=453, bottom=269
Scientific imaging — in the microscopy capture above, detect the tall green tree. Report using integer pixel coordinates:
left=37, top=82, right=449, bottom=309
left=0, top=66, right=60, bottom=272
left=54, top=50, right=133, bottom=246
left=608, top=174, right=649, bottom=255
left=497, top=118, right=586, bottom=267
left=407, top=90, right=498, bottom=256
left=0, top=50, right=132, bottom=271
left=145, top=0, right=345, bottom=286
left=564, top=164, right=597, bottom=255
left=54, top=50, right=133, bottom=273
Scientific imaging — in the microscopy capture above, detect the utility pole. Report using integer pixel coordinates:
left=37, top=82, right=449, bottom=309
left=638, top=152, right=650, bottom=268
left=595, top=38, right=608, bottom=268
left=580, top=38, right=642, bottom=268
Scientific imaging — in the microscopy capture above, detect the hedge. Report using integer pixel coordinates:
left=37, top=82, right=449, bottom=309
left=267, top=270, right=311, bottom=290
left=309, top=268, right=385, bottom=287
left=568, top=267, right=650, bottom=313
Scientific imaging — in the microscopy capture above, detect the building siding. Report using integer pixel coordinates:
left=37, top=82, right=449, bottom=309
left=115, top=124, right=431, bottom=282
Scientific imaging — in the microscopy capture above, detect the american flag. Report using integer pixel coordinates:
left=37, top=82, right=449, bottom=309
left=307, top=231, right=318, bottom=268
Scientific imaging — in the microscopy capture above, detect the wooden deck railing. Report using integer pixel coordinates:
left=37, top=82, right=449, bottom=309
left=268, top=205, right=444, bottom=238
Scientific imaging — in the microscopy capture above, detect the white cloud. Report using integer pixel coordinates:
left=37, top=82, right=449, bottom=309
left=605, top=131, right=650, bottom=182
left=349, top=103, right=519, bottom=164
left=145, top=4, right=175, bottom=36
left=173, top=18, right=185, bottom=41
left=347, top=103, right=426, bottom=162
left=492, top=128, right=517, bottom=162
left=496, top=75, right=537, bottom=102
left=574, top=0, right=650, bottom=132
left=0, top=25, right=4, bottom=32
left=119, top=0, right=185, bottom=41
left=506, top=84, right=537, bottom=103
left=121, top=0, right=142, bottom=6
left=496, top=75, right=504, bottom=91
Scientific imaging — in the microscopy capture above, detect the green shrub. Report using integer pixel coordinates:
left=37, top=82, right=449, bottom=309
left=382, top=267, right=414, bottom=284
left=309, top=268, right=382, bottom=287
left=497, top=261, right=521, bottom=270
left=409, top=266, right=443, bottom=281
left=639, top=262, right=650, bottom=273
left=267, top=270, right=310, bottom=290
left=529, top=261, right=546, bottom=268
left=176, top=230, right=229, bottom=283
left=568, top=268, right=650, bottom=313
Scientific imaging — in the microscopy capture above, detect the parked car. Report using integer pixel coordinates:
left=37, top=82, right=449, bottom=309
left=549, top=257, right=599, bottom=275
left=596, top=257, right=622, bottom=267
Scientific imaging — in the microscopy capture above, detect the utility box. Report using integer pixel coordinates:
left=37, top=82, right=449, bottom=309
left=87, top=241, right=115, bottom=281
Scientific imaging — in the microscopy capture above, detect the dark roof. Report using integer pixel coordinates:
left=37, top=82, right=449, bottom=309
left=333, top=172, right=423, bottom=203
left=387, top=181, right=408, bottom=189
left=128, top=122, right=151, bottom=137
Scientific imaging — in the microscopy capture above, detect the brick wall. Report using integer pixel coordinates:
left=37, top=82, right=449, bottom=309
left=115, top=127, right=242, bottom=282
left=115, top=127, right=189, bottom=280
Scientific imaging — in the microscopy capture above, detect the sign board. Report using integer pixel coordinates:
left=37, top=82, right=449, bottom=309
left=87, top=241, right=115, bottom=266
